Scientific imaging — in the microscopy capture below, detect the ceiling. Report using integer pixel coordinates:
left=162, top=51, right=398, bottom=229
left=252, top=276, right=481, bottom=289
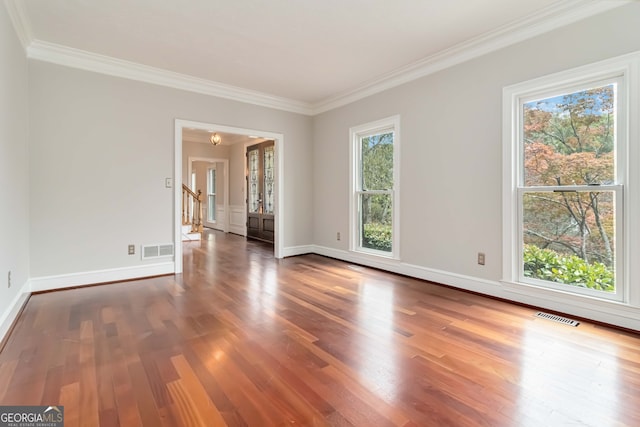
left=7, top=1, right=629, bottom=113
left=182, top=128, right=269, bottom=146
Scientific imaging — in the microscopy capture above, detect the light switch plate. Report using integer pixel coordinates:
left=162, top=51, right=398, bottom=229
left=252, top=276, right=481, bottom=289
left=165, top=178, right=173, bottom=188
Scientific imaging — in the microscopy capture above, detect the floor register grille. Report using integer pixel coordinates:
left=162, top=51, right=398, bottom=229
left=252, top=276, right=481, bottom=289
left=535, top=311, right=580, bottom=327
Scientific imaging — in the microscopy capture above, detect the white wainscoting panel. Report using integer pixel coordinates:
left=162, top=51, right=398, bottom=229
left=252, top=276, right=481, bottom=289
left=216, top=206, right=226, bottom=231
left=229, top=205, right=246, bottom=236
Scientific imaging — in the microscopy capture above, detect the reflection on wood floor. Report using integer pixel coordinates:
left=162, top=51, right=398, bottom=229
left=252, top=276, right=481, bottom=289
left=1, top=229, right=639, bottom=426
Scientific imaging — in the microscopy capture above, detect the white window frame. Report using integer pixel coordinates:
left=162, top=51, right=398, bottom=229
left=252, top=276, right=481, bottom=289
left=349, top=115, right=400, bottom=259
left=502, top=52, right=640, bottom=304
left=207, top=166, right=216, bottom=223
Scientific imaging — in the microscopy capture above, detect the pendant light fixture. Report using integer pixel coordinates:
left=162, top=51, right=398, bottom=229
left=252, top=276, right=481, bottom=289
left=210, top=133, right=221, bottom=146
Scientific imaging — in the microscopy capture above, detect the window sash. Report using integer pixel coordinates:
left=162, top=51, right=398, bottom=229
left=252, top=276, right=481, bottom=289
left=357, top=191, right=394, bottom=254
left=517, top=183, right=623, bottom=301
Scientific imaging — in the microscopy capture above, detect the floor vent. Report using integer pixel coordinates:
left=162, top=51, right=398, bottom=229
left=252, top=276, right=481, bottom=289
left=142, top=243, right=174, bottom=259
left=535, top=312, right=580, bottom=327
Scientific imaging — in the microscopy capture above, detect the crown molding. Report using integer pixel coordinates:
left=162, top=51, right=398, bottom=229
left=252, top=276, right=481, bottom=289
left=27, top=40, right=314, bottom=116
left=11, top=0, right=631, bottom=116
left=311, top=0, right=631, bottom=114
left=4, top=0, right=33, bottom=49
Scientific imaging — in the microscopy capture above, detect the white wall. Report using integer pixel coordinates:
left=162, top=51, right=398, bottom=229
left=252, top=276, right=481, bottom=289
left=229, top=142, right=246, bottom=207
left=312, top=3, right=640, bottom=329
left=0, top=2, right=30, bottom=339
left=28, top=61, right=313, bottom=278
left=182, top=140, right=230, bottom=185
left=183, top=141, right=231, bottom=215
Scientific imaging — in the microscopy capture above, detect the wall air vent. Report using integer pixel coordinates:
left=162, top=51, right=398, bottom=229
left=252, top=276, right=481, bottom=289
left=535, top=312, right=580, bottom=327
left=141, top=243, right=174, bottom=260
left=158, top=244, right=174, bottom=257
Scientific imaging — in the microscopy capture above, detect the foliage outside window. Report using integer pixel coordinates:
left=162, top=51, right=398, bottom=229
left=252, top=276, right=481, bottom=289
left=351, top=116, right=399, bottom=257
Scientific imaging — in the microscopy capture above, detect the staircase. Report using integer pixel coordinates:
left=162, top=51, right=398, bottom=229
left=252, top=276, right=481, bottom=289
left=182, top=184, right=203, bottom=241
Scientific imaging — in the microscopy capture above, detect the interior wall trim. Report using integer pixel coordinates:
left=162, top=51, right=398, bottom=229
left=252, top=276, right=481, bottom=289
left=282, top=245, right=315, bottom=258
left=26, top=40, right=313, bottom=115
left=0, top=282, right=30, bottom=347
left=29, top=262, right=174, bottom=293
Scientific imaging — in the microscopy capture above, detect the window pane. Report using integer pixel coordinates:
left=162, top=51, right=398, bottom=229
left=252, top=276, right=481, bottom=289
left=208, top=195, right=216, bottom=221
left=360, top=193, right=392, bottom=252
left=361, top=132, right=393, bottom=191
left=248, top=149, right=259, bottom=213
left=209, top=170, right=216, bottom=195
left=522, top=191, right=615, bottom=292
left=264, top=145, right=275, bottom=215
left=523, top=84, right=615, bottom=186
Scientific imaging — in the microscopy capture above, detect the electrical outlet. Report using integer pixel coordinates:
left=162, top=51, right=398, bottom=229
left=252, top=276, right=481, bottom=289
left=128, top=244, right=135, bottom=255
left=337, top=232, right=341, bottom=241
left=7, top=270, right=11, bottom=288
left=477, top=252, right=486, bottom=265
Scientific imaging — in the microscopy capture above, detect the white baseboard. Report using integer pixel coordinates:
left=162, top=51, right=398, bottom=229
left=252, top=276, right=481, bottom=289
left=311, top=245, right=640, bottom=331
left=311, top=245, right=498, bottom=292
left=29, top=262, right=175, bottom=293
left=0, top=281, right=30, bottom=345
left=228, top=225, right=246, bottom=236
left=282, top=245, right=315, bottom=257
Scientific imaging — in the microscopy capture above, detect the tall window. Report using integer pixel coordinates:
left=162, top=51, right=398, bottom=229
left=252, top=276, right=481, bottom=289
left=350, top=116, right=400, bottom=258
left=207, top=167, right=216, bottom=222
left=503, top=54, right=639, bottom=302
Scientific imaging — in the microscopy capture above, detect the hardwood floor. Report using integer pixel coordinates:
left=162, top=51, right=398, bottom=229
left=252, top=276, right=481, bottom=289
left=1, top=230, right=639, bottom=426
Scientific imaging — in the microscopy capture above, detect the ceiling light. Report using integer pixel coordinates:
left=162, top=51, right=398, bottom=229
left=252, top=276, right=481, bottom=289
left=210, top=133, right=221, bottom=146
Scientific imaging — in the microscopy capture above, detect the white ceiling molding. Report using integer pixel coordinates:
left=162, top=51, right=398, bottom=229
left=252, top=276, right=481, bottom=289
left=26, top=40, right=314, bottom=115
left=4, top=0, right=33, bottom=49
left=8, top=0, right=631, bottom=116
left=311, top=0, right=631, bottom=114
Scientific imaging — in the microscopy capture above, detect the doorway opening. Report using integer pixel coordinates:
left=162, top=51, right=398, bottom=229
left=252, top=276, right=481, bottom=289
left=187, top=156, right=229, bottom=233
left=174, top=119, right=285, bottom=273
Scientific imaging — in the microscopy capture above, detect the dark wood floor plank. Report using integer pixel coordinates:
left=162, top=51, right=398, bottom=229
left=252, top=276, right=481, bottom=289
left=1, top=230, right=639, bottom=426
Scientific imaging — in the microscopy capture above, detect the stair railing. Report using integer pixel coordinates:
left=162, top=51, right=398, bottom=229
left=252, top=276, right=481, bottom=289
left=182, top=184, right=203, bottom=233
